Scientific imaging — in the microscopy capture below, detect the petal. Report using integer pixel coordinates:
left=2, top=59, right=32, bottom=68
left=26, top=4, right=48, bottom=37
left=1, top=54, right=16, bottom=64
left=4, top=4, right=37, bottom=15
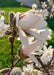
left=16, top=12, right=19, bottom=28
left=19, top=26, right=34, bottom=47
left=26, top=28, right=52, bottom=41
left=43, top=45, right=47, bottom=51
left=28, top=54, right=38, bottom=63
left=23, top=40, right=43, bottom=55
left=30, top=20, right=47, bottom=29
left=19, top=14, right=41, bottom=30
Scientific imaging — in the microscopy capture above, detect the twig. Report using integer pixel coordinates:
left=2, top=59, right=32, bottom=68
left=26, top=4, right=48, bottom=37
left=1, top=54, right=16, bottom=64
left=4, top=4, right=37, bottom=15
left=10, top=58, right=22, bottom=67
left=7, top=36, right=14, bottom=75
left=7, top=58, right=22, bottom=75
left=9, top=37, right=14, bottom=69
left=11, top=38, right=14, bottom=69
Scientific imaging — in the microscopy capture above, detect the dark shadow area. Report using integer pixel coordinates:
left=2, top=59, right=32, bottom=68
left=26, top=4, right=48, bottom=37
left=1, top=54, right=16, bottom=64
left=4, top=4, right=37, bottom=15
left=47, top=17, right=54, bottom=31
left=47, top=17, right=54, bottom=48
left=0, top=0, right=20, bottom=8
left=0, top=0, right=21, bottom=8
left=0, top=0, right=30, bottom=8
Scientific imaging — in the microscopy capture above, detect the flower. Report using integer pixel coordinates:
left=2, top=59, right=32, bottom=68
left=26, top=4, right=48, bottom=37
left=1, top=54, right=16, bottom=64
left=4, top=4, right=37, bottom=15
left=18, top=26, right=43, bottom=55
left=18, top=13, right=42, bottom=30
left=23, top=63, right=34, bottom=72
left=41, top=2, right=47, bottom=9
left=18, top=8, right=49, bottom=20
left=26, top=28, right=52, bottom=45
left=16, top=12, right=52, bottom=63
left=16, top=12, right=51, bottom=38
left=16, top=11, right=50, bottom=31
left=18, top=26, right=44, bottom=63
left=29, top=45, right=54, bottom=67
left=0, top=15, right=10, bottom=37
left=41, top=45, right=54, bottom=65
left=23, top=62, right=35, bottom=75
left=39, top=9, right=49, bottom=19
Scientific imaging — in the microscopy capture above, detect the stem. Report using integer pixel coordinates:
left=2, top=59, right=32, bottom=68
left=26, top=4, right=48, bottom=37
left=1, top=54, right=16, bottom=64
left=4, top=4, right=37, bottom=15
left=11, top=37, right=14, bottom=69
left=7, top=58, right=22, bottom=75
left=7, top=37, right=14, bottom=75
left=10, top=58, right=22, bottom=67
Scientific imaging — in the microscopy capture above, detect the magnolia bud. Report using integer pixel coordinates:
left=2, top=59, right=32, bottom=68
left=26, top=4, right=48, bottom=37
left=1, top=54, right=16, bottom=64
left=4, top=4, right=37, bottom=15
left=0, top=68, right=10, bottom=75
left=18, top=45, right=28, bottom=59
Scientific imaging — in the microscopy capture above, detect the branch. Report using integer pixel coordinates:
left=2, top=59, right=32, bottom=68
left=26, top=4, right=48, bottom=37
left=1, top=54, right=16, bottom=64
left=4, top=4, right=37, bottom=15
left=9, top=58, right=22, bottom=68
left=9, top=36, right=14, bottom=69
